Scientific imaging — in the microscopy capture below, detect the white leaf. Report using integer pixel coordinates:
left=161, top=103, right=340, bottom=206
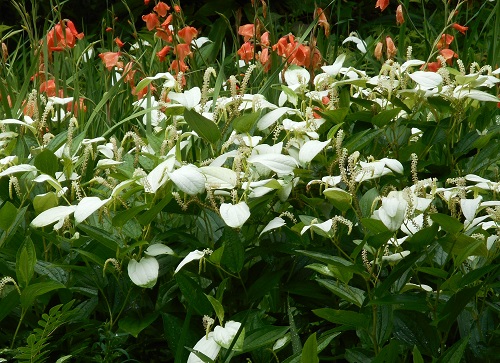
left=213, top=321, right=242, bottom=349
left=298, top=140, right=330, bottom=165
left=247, top=154, right=298, bottom=175
left=408, top=71, right=443, bottom=89
left=321, top=53, right=346, bottom=77
left=127, top=257, right=159, bottom=288
left=170, top=164, right=206, bottom=195
left=0, top=164, right=38, bottom=178
left=31, top=205, right=76, bottom=227
left=220, top=202, right=251, bottom=228
left=135, top=73, right=176, bottom=94
left=260, top=217, right=286, bottom=236
left=145, top=243, right=175, bottom=256
left=0, top=118, right=37, bottom=133
left=174, top=250, right=205, bottom=274
left=342, top=36, right=367, bottom=53
left=74, top=197, right=111, bottom=224
left=455, top=89, right=500, bottom=102
left=96, top=159, right=123, bottom=168
left=168, top=87, right=201, bottom=109
left=187, top=332, right=221, bottom=363
left=284, top=66, right=310, bottom=86
left=301, top=219, right=333, bottom=235
left=146, top=155, right=175, bottom=193
left=460, top=196, right=482, bottom=222
left=33, top=174, right=63, bottom=193
left=257, top=107, right=294, bottom=130
left=381, top=250, right=411, bottom=262
left=200, top=166, right=238, bottom=189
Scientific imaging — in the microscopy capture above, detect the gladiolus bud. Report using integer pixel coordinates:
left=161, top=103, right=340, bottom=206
left=396, top=5, right=404, bottom=25
left=1, top=42, right=7, bottom=62
left=374, top=41, right=383, bottom=60
left=114, top=37, right=124, bottom=48
left=452, top=23, right=468, bottom=35
left=375, top=0, right=389, bottom=12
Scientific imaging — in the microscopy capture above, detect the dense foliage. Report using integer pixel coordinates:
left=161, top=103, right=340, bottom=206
left=1, top=0, right=499, bottom=362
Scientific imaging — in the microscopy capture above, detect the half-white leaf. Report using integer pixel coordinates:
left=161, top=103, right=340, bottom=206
left=260, top=217, right=286, bottom=236
left=220, top=202, right=251, bottom=228
left=247, top=154, right=298, bottom=176
left=31, top=205, right=76, bottom=227
left=298, top=140, right=330, bottom=165
left=170, top=164, right=206, bottom=195
left=75, top=197, right=111, bottom=224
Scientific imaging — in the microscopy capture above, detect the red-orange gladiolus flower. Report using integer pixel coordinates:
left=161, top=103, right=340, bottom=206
left=375, top=0, right=389, bottom=12
left=157, top=45, right=171, bottom=62
left=99, top=52, right=121, bottom=70
left=452, top=23, right=468, bottom=35
left=396, top=5, right=404, bottom=25
left=386, top=36, right=397, bottom=59
left=260, top=31, right=270, bottom=47
left=154, top=2, right=170, bottom=17
left=170, top=60, right=188, bottom=73
left=115, top=37, right=124, bottom=48
left=316, top=8, right=330, bottom=37
left=46, top=19, right=84, bottom=53
left=437, top=34, right=454, bottom=50
left=173, top=5, right=181, bottom=13
left=174, top=43, right=191, bottom=60
left=178, top=26, right=198, bottom=45
left=439, top=48, right=458, bottom=65
left=238, top=24, right=255, bottom=42
left=374, top=41, right=383, bottom=60
left=142, top=13, right=159, bottom=31
left=237, top=42, right=254, bottom=63
left=259, top=48, right=271, bottom=72
left=144, top=0, right=150, bottom=5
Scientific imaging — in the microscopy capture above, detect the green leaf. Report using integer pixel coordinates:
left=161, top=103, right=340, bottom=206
left=247, top=270, right=286, bottom=302
left=33, top=192, right=58, bottom=214
left=316, top=108, right=349, bottom=125
left=361, top=218, right=390, bottom=234
left=112, top=204, right=148, bottom=228
left=0, top=290, right=20, bottom=323
left=359, top=188, right=379, bottom=218
left=435, top=285, right=482, bottom=332
left=412, top=346, right=424, bottom=363
left=16, top=237, right=37, bottom=288
left=77, top=223, right=124, bottom=250
left=430, top=214, right=463, bottom=233
left=406, top=223, right=439, bottom=249
left=312, top=308, right=369, bottom=329
left=301, top=333, right=319, bottom=363
left=0, top=201, right=17, bottom=230
left=137, top=187, right=173, bottom=225
left=206, top=294, right=225, bottom=325
left=371, top=108, right=402, bottom=127
left=175, top=273, right=212, bottom=316
left=34, top=148, right=59, bottom=177
left=372, top=340, right=401, bottom=363
left=118, top=312, right=158, bottom=338
left=323, top=188, right=352, bottom=212
left=232, top=111, right=261, bottom=133
left=221, top=228, right=245, bottom=273
left=436, top=337, right=469, bottom=363
left=316, top=279, right=365, bottom=307
left=184, top=108, right=221, bottom=144
left=242, top=326, right=290, bottom=353
left=20, top=281, right=66, bottom=309
left=392, top=311, right=440, bottom=356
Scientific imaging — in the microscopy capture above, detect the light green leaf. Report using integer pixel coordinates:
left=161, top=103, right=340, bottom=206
left=184, top=108, right=221, bottom=143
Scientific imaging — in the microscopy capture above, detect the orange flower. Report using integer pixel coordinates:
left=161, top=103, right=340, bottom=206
left=170, top=59, right=188, bottom=73
left=439, top=48, right=458, bottom=65
left=157, top=45, right=171, bottom=62
left=99, top=51, right=121, bottom=70
left=374, top=41, right=383, bottom=60
left=386, top=36, right=397, bottom=59
left=375, top=0, right=389, bottom=12
left=259, top=47, right=271, bottom=72
left=144, top=0, right=150, bottom=5
left=123, top=62, right=136, bottom=85
left=316, top=8, right=330, bottom=37
left=115, top=37, right=124, bottom=48
left=452, top=23, right=468, bottom=35
left=238, top=24, right=255, bottom=42
left=105, top=27, right=113, bottom=32
left=437, top=34, right=454, bottom=49
left=142, top=13, right=159, bottom=31
left=40, top=80, right=57, bottom=97
left=423, top=61, right=441, bottom=72
left=46, top=19, right=84, bottom=53
left=178, top=26, right=198, bottom=45
left=67, top=97, right=86, bottom=116
left=154, top=2, right=170, bottom=17
left=260, top=31, right=270, bottom=47
left=174, top=43, right=191, bottom=60
left=396, top=5, right=404, bottom=25
left=1, top=42, right=7, bottom=62
left=173, top=5, right=181, bottom=13
left=237, top=41, right=254, bottom=63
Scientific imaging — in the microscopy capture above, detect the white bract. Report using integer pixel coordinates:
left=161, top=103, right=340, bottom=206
left=373, top=192, right=408, bottom=231
left=127, top=257, right=159, bottom=288
left=220, top=202, right=251, bottom=228
left=174, top=250, right=206, bottom=274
